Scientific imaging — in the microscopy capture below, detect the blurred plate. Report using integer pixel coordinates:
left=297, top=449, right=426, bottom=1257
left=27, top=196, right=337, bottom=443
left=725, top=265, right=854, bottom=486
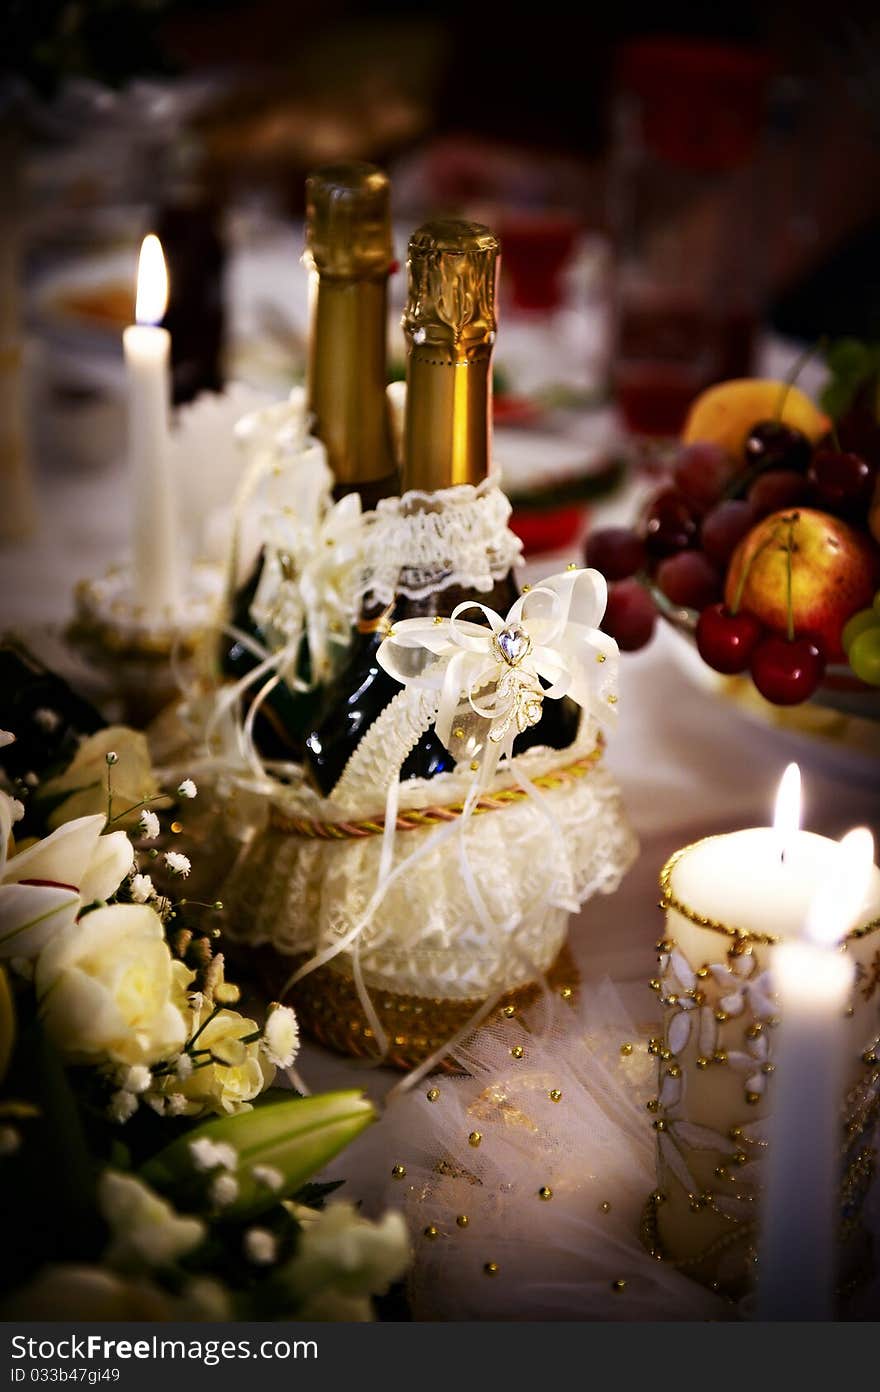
left=662, top=620, right=880, bottom=784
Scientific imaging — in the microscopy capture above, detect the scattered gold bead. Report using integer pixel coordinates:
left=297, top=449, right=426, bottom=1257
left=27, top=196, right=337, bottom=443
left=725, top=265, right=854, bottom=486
left=648, top=979, right=661, bottom=993
left=659, top=1048, right=672, bottom=1062
left=391, top=1164, right=406, bottom=1179
left=863, top=1051, right=879, bottom=1066
left=650, top=1190, right=666, bottom=1205
left=646, top=1099, right=659, bottom=1113
left=456, top=1214, right=469, bottom=1228
left=560, top=985, right=573, bottom=1000
left=501, top=1004, right=516, bottom=1018
left=426, top=1088, right=440, bottom=1102
left=170, top=821, right=183, bottom=834
left=712, top=1050, right=728, bottom=1065
left=647, top=1038, right=662, bottom=1055
left=665, top=1064, right=681, bottom=1079
left=453, top=728, right=465, bottom=739
left=844, top=1006, right=855, bottom=1018
left=607, top=694, right=618, bottom=705
left=433, top=615, right=444, bottom=624
left=652, top=1119, right=666, bottom=1132
left=695, top=966, right=710, bottom=980
left=596, top=652, right=606, bottom=664
left=729, top=1127, right=743, bottom=1141
left=611, top=1279, right=626, bottom=1293
left=468, top=1131, right=482, bottom=1148
left=761, top=1062, right=775, bottom=1075
left=620, top=1042, right=633, bottom=1056
left=745, top=1091, right=762, bottom=1106
left=423, top=1225, right=440, bottom=1240
left=692, top=990, right=706, bottom=1006
left=695, top=1057, right=709, bottom=1070
left=469, top=760, right=480, bottom=772
left=521, top=584, right=531, bottom=593
left=549, top=1089, right=562, bottom=1102
left=666, top=993, right=679, bottom=1006
left=483, top=1262, right=499, bottom=1276
left=510, top=1044, right=524, bottom=1059
left=714, top=1009, right=729, bottom=1023
left=599, top=1200, right=611, bottom=1214
left=714, top=1166, right=728, bottom=1181
left=566, top=562, right=578, bottom=571
left=655, top=939, right=673, bottom=954
left=745, top=1023, right=763, bottom=1040
left=734, top=1152, right=748, bottom=1166
left=538, top=1186, right=553, bottom=1201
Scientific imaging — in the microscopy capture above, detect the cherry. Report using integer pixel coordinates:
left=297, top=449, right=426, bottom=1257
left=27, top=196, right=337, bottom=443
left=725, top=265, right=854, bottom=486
left=643, top=488, right=698, bottom=558
left=744, top=420, right=812, bottom=474
left=696, top=603, right=763, bottom=675
left=807, top=448, right=875, bottom=517
left=750, top=635, right=825, bottom=705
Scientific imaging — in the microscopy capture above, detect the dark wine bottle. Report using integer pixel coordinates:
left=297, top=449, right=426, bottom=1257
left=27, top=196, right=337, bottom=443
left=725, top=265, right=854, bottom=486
left=219, top=163, right=398, bottom=760
left=305, top=220, right=579, bottom=796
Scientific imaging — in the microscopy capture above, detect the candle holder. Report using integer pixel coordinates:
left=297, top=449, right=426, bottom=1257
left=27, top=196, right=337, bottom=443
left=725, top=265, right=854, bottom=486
left=643, top=836, right=880, bottom=1302
left=69, top=560, right=224, bottom=726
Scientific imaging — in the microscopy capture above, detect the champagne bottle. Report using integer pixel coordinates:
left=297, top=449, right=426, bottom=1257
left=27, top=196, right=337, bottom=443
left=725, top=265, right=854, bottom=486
left=221, top=163, right=398, bottom=759
left=305, top=220, right=579, bottom=795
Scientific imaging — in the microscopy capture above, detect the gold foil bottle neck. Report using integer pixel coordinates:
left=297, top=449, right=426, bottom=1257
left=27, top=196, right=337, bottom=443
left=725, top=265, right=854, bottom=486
left=305, top=163, right=393, bottom=280
left=403, top=219, right=498, bottom=362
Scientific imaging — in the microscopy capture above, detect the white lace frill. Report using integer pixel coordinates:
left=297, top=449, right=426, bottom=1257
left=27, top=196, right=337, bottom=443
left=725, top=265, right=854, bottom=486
left=360, top=479, right=523, bottom=604
left=222, top=720, right=637, bottom=1002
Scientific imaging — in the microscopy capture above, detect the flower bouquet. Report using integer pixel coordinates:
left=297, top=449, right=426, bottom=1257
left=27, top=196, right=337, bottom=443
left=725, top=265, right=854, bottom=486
left=0, top=714, right=409, bottom=1321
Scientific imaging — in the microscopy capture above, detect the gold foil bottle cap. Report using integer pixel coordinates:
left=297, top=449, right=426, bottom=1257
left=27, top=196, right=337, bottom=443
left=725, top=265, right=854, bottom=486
left=403, top=220, right=499, bottom=362
left=305, top=163, right=393, bottom=280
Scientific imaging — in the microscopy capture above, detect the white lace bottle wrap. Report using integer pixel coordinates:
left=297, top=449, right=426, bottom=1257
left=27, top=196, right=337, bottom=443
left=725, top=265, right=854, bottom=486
left=650, top=845, right=880, bottom=1294
left=221, top=724, right=638, bottom=1002
left=359, top=479, right=523, bottom=604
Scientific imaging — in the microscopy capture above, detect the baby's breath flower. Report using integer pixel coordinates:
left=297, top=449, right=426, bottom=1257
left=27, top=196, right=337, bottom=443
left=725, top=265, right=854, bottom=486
left=251, top=1164, right=283, bottom=1192
left=109, top=1089, right=138, bottom=1124
left=122, top=1064, right=151, bottom=1095
left=0, top=730, right=14, bottom=748
left=189, top=1137, right=237, bottom=1173
left=175, top=1053, right=193, bottom=1080
left=210, top=1173, right=239, bottom=1208
left=165, top=1093, right=188, bottom=1116
left=130, top=873, right=156, bottom=903
left=177, top=779, right=197, bottom=800
left=23, top=771, right=38, bottom=788
left=164, top=851, right=191, bottom=878
left=33, top=707, right=60, bottom=733
left=261, top=1004, right=300, bottom=1069
left=140, top=810, right=160, bottom=840
left=243, top=1228, right=277, bottom=1265
left=8, top=797, right=24, bottom=824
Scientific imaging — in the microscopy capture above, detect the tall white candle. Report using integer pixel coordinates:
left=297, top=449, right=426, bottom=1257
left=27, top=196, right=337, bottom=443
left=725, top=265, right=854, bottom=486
left=757, top=828, right=875, bottom=1320
left=123, top=234, right=178, bottom=618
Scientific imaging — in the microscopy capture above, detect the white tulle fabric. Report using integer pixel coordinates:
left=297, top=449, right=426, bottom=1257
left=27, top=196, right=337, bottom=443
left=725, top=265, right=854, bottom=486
left=223, top=719, right=637, bottom=1002
left=377, top=980, right=732, bottom=1320
left=360, top=480, right=523, bottom=604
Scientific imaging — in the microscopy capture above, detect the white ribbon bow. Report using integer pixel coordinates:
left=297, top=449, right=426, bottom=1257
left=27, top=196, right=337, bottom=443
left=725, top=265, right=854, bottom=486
left=376, top=567, right=618, bottom=785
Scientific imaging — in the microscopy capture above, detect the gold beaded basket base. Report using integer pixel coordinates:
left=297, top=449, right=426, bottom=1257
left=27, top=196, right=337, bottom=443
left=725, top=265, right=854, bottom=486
left=251, top=942, right=580, bottom=1073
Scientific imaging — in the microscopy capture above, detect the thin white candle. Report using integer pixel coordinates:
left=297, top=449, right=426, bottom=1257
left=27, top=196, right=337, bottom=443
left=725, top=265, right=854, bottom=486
left=123, top=234, right=179, bottom=618
left=757, top=827, right=875, bottom=1321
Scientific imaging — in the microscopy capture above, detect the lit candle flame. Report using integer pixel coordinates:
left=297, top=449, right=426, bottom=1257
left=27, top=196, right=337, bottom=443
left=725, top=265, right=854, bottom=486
left=135, top=234, right=169, bottom=326
left=773, top=762, right=801, bottom=863
left=805, top=827, right=875, bottom=947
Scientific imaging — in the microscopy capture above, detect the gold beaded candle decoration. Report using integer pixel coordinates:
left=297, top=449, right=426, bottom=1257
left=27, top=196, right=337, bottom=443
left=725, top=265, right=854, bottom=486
left=645, top=828, right=880, bottom=1298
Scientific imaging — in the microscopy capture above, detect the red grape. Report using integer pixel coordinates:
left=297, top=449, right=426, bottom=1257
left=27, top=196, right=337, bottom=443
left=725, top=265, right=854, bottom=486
left=700, top=499, right=756, bottom=569
left=672, top=442, right=738, bottom=513
left=585, top=526, right=646, bottom=581
left=747, top=469, right=809, bottom=519
left=807, top=448, right=875, bottom=517
left=656, top=551, right=721, bottom=610
left=601, top=578, right=657, bottom=651
left=696, top=603, right=763, bottom=674
left=750, top=635, right=825, bottom=705
left=644, top=488, right=698, bottom=558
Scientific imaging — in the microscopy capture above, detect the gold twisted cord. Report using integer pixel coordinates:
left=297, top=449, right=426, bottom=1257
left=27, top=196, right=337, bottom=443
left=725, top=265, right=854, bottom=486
left=270, top=741, right=604, bottom=840
left=659, top=836, right=880, bottom=946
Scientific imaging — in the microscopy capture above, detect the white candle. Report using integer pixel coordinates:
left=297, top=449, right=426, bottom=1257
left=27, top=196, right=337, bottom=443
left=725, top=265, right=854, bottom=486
left=123, top=234, right=178, bottom=618
left=757, top=827, right=875, bottom=1320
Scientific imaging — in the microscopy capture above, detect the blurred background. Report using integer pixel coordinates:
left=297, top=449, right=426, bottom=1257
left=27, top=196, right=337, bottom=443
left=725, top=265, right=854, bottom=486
left=2, top=0, right=880, bottom=549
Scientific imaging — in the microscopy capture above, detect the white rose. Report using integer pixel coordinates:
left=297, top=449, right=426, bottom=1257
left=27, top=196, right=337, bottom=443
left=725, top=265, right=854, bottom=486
left=99, top=1171, right=204, bottom=1270
left=36, top=903, right=189, bottom=1066
left=160, top=1005, right=273, bottom=1116
left=0, top=812, right=133, bottom=960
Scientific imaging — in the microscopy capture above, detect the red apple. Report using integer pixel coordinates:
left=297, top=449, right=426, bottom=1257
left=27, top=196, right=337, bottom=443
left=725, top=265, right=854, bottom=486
left=724, top=508, right=880, bottom=662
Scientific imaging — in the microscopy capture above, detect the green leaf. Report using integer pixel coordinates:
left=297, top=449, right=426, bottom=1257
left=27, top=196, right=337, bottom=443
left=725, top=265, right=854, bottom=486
left=140, top=1090, right=376, bottom=1221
